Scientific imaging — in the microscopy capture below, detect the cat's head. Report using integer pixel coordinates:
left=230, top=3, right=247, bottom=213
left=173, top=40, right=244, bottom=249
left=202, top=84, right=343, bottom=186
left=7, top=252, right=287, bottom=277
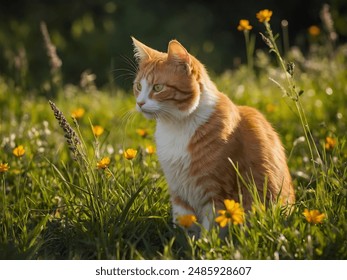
left=132, top=37, right=203, bottom=120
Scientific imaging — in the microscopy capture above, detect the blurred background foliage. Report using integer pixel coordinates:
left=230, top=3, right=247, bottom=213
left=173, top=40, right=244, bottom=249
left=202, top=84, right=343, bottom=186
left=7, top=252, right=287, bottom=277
left=0, top=0, right=346, bottom=91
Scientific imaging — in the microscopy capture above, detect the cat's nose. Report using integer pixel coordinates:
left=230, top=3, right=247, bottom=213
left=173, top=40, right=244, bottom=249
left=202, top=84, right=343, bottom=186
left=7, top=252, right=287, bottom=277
left=137, top=102, right=145, bottom=108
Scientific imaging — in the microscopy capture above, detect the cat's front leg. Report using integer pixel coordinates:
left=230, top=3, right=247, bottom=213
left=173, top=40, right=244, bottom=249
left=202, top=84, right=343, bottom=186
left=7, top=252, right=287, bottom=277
left=200, top=202, right=215, bottom=230
left=200, top=202, right=228, bottom=239
left=171, top=196, right=200, bottom=238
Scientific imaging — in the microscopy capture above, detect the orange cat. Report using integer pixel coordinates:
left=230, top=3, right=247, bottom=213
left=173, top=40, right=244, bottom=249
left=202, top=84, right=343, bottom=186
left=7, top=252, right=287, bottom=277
left=132, top=37, right=295, bottom=233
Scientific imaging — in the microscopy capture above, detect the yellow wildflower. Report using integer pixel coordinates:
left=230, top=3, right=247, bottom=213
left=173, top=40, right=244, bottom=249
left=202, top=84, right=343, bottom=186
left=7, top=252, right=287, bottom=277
left=71, top=108, right=85, bottom=119
left=215, top=199, right=244, bottom=227
left=177, top=214, right=197, bottom=228
left=145, top=145, right=155, bottom=155
left=96, top=157, right=110, bottom=169
left=13, top=145, right=25, bottom=157
left=92, top=125, right=104, bottom=137
left=303, top=209, right=325, bottom=224
left=237, top=19, right=253, bottom=31
left=123, top=148, right=137, bottom=160
left=266, top=103, right=276, bottom=113
left=308, top=25, right=320, bottom=36
left=0, top=163, right=10, bottom=173
left=325, top=137, right=336, bottom=150
left=256, top=9, right=273, bottom=23
left=136, top=128, right=148, bottom=138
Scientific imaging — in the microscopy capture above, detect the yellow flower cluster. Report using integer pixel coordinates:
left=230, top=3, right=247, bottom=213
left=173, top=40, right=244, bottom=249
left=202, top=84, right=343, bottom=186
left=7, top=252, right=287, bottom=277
left=236, top=10, right=272, bottom=32
left=1, top=145, right=27, bottom=174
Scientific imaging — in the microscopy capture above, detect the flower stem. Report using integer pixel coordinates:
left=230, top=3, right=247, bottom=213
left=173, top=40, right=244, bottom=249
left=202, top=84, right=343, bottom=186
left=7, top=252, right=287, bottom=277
left=243, top=30, right=255, bottom=72
left=263, top=22, right=323, bottom=174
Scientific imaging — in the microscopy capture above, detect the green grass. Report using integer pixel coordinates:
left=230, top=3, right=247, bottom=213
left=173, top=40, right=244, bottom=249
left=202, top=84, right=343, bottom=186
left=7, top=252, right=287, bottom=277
left=1, top=32, right=347, bottom=259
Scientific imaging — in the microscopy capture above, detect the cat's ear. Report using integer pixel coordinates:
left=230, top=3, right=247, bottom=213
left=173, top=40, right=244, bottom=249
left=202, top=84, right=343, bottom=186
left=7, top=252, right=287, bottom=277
left=131, top=37, right=155, bottom=62
left=167, top=40, right=192, bottom=74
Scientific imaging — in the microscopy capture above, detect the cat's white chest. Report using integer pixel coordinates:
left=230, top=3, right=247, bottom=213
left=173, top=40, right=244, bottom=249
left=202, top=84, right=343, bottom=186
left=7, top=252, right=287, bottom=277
left=154, top=89, right=217, bottom=213
left=155, top=120, right=195, bottom=191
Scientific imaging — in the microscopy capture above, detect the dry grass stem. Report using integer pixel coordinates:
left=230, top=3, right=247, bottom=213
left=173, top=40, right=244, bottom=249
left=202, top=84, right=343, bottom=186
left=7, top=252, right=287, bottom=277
left=40, top=21, right=62, bottom=73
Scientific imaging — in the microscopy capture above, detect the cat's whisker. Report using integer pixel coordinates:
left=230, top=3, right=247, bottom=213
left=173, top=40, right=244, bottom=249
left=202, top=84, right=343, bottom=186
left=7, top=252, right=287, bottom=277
left=110, top=55, right=139, bottom=84
left=111, top=68, right=136, bottom=76
left=118, top=106, right=134, bottom=119
left=120, top=54, right=139, bottom=73
left=119, top=110, right=139, bottom=143
left=112, top=69, right=136, bottom=82
left=120, top=109, right=137, bottom=128
left=159, top=106, right=181, bottom=122
left=158, top=111, right=175, bottom=122
left=129, top=111, right=139, bottom=127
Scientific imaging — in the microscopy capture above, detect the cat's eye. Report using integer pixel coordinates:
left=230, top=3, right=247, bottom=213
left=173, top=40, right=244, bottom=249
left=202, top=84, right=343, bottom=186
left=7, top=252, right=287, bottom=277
left=153, top=84, right=164, bottom=92
left=135, top=82, right=142, bottom=91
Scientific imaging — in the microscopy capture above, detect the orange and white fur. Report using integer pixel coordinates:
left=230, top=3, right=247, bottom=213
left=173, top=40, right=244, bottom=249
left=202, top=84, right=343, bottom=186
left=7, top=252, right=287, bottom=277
left=132, top=37, right=295, bottom=233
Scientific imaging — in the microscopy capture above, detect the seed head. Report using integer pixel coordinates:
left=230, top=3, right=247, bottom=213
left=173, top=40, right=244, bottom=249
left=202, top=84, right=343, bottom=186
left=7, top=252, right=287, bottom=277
left=49, top=100, right=82, bottom=160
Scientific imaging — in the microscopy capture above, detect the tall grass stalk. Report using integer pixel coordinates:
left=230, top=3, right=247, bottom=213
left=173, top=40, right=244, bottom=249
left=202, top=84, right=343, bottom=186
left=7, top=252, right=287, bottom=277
left=49, top=100, right=111, bottom=257
left=40, top=22, right=63, bottom=93
left=260, top=21, right=323, bottom=177
left=243, top=30, right=255, bottom=71
left=1, top=174, right=8, bottom=243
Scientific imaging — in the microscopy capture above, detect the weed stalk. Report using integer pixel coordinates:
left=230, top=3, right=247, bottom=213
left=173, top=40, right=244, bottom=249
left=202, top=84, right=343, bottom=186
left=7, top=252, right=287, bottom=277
left=260, top=21, right=324, bottom=176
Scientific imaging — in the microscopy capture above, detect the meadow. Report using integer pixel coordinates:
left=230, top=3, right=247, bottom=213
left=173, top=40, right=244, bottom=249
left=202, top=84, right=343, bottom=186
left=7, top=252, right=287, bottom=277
left=0, top=15, right=347, bottom=260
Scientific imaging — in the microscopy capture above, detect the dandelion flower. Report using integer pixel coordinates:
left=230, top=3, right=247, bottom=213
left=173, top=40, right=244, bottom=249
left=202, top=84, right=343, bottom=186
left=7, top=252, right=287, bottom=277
left=308, top=25, right=321, bottom=36
left=145, top=145, right=155, bottom=155
left=215, top=199, right=244, bottom=227
left=256, top=9, right=273, bottom=23
left=237, top=19, right=253, bottom=31
left=92, top=125, right=104, bottom=137
left=0, top=163, right=10, bottom=173
left=303, top=209, right=325, bottom=224
left=13, top=145, right=25, bottom=157
left=97, top=157, right=110, bottom=169
left=71, top=108, right=85, bottom=119
left=325, top=137, right=336, bottom=150
left=124, top=148, right=137, bottom=160
left=136, top=128, right=148, bottom=138
left=177, top=214, right=197, bottom=228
